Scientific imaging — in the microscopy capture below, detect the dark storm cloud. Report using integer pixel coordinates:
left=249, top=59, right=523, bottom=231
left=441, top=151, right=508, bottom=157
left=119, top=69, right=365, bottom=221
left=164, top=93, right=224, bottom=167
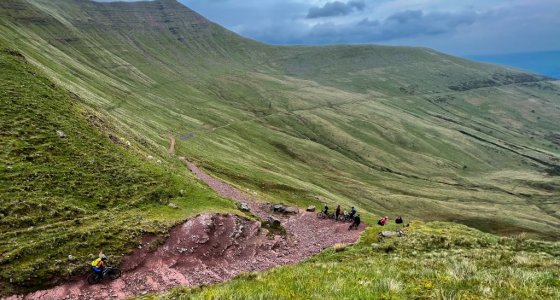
left=182, top=0, right=560, bottom=55
left=306, top=1, right=366, bottom=19
left=366, top=9, right=480, bottom=40
left=252, top=9, right=480, bottom=45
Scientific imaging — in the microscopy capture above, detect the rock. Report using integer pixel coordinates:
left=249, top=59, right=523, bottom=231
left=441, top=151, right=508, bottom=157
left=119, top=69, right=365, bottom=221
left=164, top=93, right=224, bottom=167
left=306, top=205, right=316, bottom=212
left=272, top=204, right=285, bottom=212
left=371, top=243, right=380, bottom=249
left=56, top=130, right=66, bottom=138
left=237, top=202, right=250, bottom=212
left=68, top=255, right=75, bottom=261
left=272, top=204, right=298, bottom=214
left=267, top=216, right=281, bottom=228
left=380, top=230, right=404, bottom=237
left=168, top=203, right=179, bottom=209
left=284, top=207, right=299, bottom=214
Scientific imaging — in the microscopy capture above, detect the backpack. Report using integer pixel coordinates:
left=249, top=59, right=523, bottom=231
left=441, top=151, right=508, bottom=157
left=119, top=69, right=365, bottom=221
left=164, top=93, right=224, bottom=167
left=91, top=258, right=101, bottom=267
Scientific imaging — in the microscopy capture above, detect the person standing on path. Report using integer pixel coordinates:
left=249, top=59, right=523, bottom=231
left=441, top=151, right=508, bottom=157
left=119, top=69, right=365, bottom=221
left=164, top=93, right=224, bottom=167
left=335, top=205, right=341, bottom=221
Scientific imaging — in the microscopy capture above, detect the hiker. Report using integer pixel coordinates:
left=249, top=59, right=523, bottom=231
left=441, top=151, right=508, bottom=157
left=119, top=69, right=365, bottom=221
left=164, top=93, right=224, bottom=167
left=335, top=205, right=341, bottom=221
left=349, top=214, right=361, bottom=230
left=349, top=206, right=357, bottom=218
left=395, top=216, right=403, bottom=224
left=91, top=251, right=107, bottom=274
left=378, top=216, right=388, bottom=226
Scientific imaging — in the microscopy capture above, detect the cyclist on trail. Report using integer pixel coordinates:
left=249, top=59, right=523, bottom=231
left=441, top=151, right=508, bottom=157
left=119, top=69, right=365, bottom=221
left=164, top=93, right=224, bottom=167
left=349, top=207, right=357, bottom=218
left=91, top=251, right=107, bottom=274
left=323, top=204, right=329, bottom=215
left=335, top=205, right=341, bottom=221
left=349, top=214, right=361, bottom=230
left=87, top=250, right=122, bottom=284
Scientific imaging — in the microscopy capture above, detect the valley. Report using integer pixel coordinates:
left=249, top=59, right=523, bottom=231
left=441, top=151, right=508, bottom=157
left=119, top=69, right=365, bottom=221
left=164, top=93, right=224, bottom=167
left=0, top=0, right=559, bottom=298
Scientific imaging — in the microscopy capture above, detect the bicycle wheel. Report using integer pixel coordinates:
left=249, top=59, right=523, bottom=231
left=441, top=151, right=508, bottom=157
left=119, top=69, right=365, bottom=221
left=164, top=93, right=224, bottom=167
left=108, top=268, right=122, bottom=280
left=87, top=273, right=101, bottom=284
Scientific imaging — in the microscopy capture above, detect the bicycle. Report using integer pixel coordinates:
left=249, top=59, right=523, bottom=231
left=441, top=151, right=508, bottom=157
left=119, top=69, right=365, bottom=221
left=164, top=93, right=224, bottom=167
left=87, top=266, right=122, bottom=284
left=317, top=211, right=336, bottom=220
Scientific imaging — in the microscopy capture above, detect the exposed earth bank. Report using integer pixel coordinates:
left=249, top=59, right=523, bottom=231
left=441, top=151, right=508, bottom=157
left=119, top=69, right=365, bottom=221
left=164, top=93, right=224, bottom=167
left=5, top=160, right=364, bottom=300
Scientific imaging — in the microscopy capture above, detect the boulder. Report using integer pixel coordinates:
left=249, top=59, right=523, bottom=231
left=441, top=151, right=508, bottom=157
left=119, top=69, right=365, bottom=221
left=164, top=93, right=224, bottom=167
left=306, top=205, right=316, bottom=212
left=267, top=216, right=281, bottom=228
left=168, top=202, right=179, bottom=209
left=237, top=202, right=250, bottom=212
left=284, top=206, right=299, bottom=214
left=272, top=204, right=285, bottom=212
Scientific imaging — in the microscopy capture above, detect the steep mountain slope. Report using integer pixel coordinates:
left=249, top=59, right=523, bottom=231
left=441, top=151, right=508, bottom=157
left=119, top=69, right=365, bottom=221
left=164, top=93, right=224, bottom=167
left=0, top=44, right=237, bottom=295
left=1, top=0, right=559, bottom=238
left=1, top=0, right=560, bottom=296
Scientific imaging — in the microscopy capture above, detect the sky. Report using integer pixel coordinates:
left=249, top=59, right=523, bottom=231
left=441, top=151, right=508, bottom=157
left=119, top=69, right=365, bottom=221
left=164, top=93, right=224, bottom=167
left=179, top=0, right=560, bottom=56
left=96, top=0, right=560, bottom=56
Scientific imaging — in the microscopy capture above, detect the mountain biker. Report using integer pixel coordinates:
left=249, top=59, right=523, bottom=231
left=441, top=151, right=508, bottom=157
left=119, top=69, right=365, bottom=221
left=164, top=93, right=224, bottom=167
left=349, top=207, right=357, bottom=218
left=349, top=214, right=361, bottom=230
left=91, top=251, right=107, bottom=274
left=335, top=205, right=341, bottom=221
left=323, top=204, right=329, bottom=215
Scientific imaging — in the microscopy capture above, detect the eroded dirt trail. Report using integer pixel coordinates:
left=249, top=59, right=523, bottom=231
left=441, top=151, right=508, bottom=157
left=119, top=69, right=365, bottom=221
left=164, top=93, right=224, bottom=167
left=168, top=136, right=176, bottom=155
left=6, top=160, right=364, bottom=300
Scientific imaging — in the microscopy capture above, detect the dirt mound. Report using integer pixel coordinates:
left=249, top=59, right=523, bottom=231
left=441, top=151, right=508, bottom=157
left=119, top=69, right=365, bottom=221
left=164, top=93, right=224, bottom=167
left=5, top=162, right=365, bottom=300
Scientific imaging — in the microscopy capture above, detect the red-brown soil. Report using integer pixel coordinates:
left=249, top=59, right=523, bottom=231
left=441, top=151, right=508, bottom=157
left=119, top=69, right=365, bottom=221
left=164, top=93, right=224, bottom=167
left=5, top=160, right=364, bottom=300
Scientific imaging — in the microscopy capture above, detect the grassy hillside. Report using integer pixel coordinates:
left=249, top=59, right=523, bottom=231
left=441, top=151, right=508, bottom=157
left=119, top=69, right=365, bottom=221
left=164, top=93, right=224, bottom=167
left=0, top=0, right=558, bottom=237
left=145, top=222, right=560, bottom=299
left=0, top=44, right=238, bottom=295
left=1, top=0, right=559, bottom=294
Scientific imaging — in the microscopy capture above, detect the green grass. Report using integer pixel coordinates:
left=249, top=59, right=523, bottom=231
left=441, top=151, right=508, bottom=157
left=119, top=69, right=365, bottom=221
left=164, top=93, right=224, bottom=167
left=144, top=221, right=560, bottom=300
left=0, top=45, right=240, bottom=295
left=0, top=0, right=559, bottom=294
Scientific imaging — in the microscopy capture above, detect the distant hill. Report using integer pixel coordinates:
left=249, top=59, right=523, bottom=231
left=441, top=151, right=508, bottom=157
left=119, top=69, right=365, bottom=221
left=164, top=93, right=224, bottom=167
left=467, top=51, right=560, bottom=79
left=1, top=0, right=558, bottom=245
left=1, top=0, right=560, bottom=295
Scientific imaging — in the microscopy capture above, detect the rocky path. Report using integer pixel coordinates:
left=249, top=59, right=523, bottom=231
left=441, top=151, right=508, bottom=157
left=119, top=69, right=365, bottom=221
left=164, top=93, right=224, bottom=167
left=5, top=160, right=364, bottom=300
